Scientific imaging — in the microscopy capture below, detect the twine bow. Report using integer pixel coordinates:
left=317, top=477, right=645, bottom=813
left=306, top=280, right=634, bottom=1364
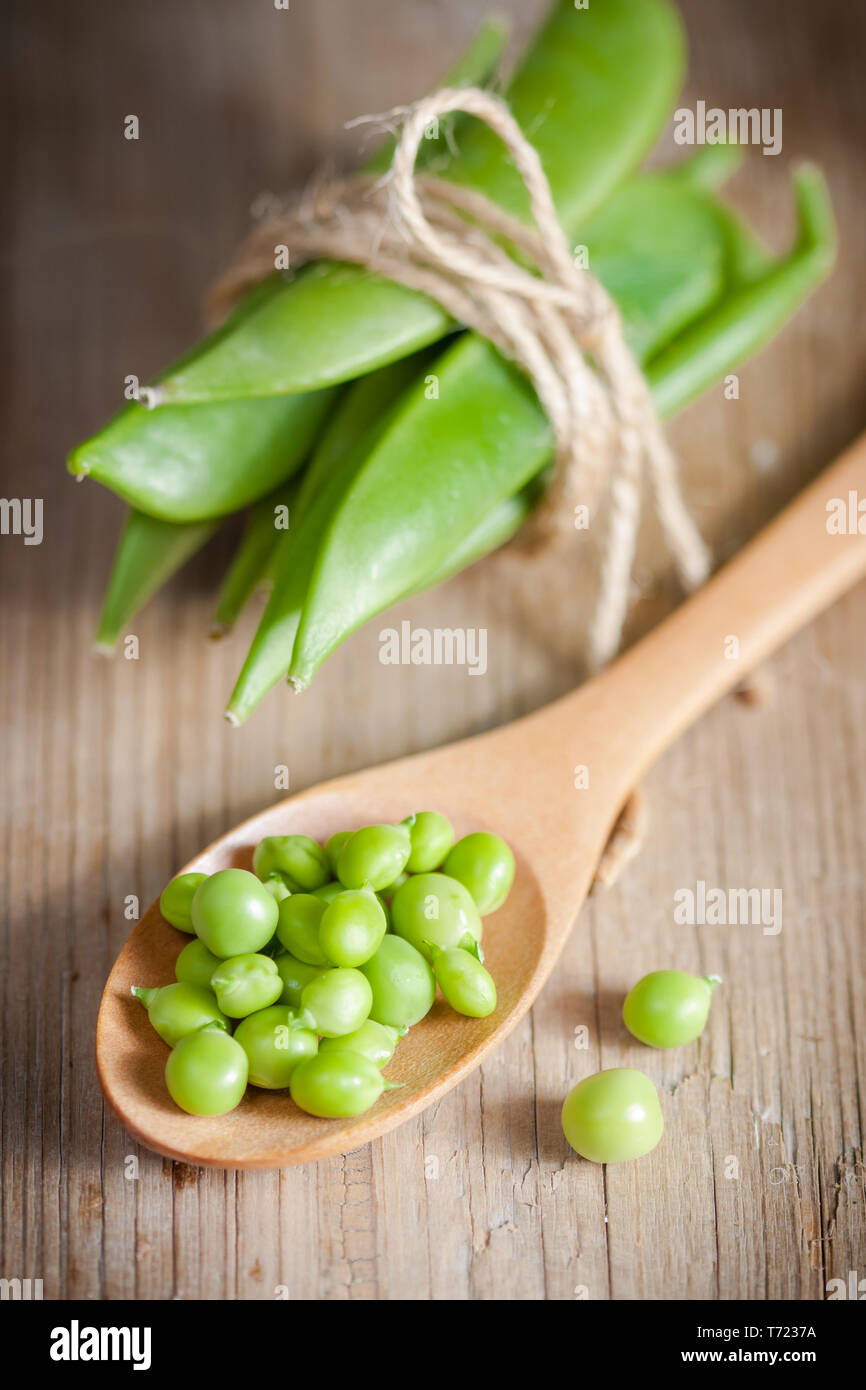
left=207, top=86, right=711, bottom=668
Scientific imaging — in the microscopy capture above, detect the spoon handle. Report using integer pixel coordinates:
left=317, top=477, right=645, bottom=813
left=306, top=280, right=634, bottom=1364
left=488, top=430, right=866, bottom=829
left=570, top=430, right=866, bottom=789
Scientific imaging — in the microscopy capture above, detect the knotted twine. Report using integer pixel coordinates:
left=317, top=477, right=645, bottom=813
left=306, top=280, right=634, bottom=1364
left=205, top=86, right=711, bottom=670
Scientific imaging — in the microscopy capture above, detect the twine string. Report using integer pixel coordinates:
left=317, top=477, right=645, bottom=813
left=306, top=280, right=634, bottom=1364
left=203, top=86, right=711, bottom=668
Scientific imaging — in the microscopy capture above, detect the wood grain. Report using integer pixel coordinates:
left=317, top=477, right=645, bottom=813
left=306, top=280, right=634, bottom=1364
left=1, top=0, right=864, bottom=1299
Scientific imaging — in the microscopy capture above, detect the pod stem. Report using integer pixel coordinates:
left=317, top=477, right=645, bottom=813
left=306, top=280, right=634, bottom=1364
left=705, top=974, right=723, bottom=992
left=460, top=934, right=484, bottom=963
left=131, top=986, right=159, bottom=1009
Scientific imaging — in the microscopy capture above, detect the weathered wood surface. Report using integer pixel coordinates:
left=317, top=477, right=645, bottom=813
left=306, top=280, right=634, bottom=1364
left=1, top=0, right=864, bottom=1300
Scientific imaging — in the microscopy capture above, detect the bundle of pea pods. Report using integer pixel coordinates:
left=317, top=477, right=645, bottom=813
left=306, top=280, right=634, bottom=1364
left=70, top=0, right=834, bottom=723
left=135, top=814, right=513, bottom=1119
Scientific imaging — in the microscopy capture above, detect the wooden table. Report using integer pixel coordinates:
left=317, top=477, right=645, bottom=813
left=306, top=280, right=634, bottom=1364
left=2, top=0, right=864, bottom=1300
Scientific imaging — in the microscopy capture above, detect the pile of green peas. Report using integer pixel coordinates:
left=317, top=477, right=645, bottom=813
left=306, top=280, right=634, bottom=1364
left=133, top=813, right=515, bottom=1119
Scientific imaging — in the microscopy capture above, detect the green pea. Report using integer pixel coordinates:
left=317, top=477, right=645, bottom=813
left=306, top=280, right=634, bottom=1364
left=390, top=872, right=482, bottom=960
left=426, top=940, right=497, bottom=1018
left=275, top=952, right=328, bottom=1008
left=233, top=1005, right=318, bottom=1089
left=351, top=888, right=391, bottom=919
left=623, top=970, right=721, bottom=1048
left=382, top=871, right=408, bottom=899
left=159, top=871, right=208, bottom=933
left=319, top=1019, right=401, bottom=1069
left=443, top=832, right=515, bottom=914
left=290, top=1051, right=390, bottom=1118
left=209, top=953, right=282, bottom=1018
left=252, top=834, right=330, bottom=891
left=174, top=938, right=222, bottom=990
left=318, top=889, right=387, bottom=967
left=336, top=823, right=411, bottom=891
left=275, top=893, right=328, bottom=964
left=299, top=968, right=373, bottom=1038
left=325, top=831, right=352, bottom=876
left=190, top=868, right=279, bottom=958
left=322, top=884, right=391, bottom=922
left=313, top=880, right=344, bottom=905
left=360, top=935, right=435, bottom=1029
left=166, top=1025, right=249, bottom=1116
left=262, top=875, right=292, bottom=904
left=259, top=932, right=284, bottom=958
left=561, top=1068, right=664, bottom=1164
left=132, top=982, right=229, bottom=1048
left=403, top=811, right=454, bottom=873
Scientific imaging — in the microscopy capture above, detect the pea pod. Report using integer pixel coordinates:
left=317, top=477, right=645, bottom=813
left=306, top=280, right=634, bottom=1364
left=665, top=146, right=774, bottom=285
left=211, top=477, right=298, bottom=637
left=578, top=168, right=730, bottom=360
left=293, top=349, right=437, bottom=523
left=360, top=16, right=510, bottom=176
left=647, top=164, right=835, bottom=415
left=228, top=475, right=534, bottom=727
left=223, top=143, right=759, bottom=681
left=149, top=0, right=686, bottom=404
left=67, top=18, right=510, bottom=528
left=96, top=331, right=420, bottom=649
left=285, top=166, right=835, bottom=691
left=69, top=385, right=336, bottom=523
left=227, top=475, right=537, bottom=725
left=226, top=356, right=445, bottom=722
left=412, top=483, right=539, bottom=591
left=225, top=151, right=814, bottom=714
left=667, top=141, right=743, bottom=194
left=95, top=508, right=219, bottom=652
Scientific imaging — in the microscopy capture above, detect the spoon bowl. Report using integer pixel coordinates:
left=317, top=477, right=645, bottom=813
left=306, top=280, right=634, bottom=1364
left=98, top=781, right=556, bottom=1167
left=97, top=434, right=866, bottom=1166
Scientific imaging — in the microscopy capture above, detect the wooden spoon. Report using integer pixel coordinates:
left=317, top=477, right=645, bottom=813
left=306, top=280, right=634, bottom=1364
left=97, top=434, right=866, bottom=1168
